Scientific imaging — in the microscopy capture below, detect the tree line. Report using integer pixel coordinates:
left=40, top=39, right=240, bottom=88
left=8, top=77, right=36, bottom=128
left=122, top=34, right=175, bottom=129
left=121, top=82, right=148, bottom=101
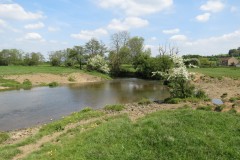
left=0, top=49, right=44, bottom=66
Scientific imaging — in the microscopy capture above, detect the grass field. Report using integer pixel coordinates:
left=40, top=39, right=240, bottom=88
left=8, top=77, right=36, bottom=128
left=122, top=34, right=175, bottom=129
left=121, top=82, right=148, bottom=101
left=1, top=109, right=236, bottom=160
left=189, top=67, right=240, bottom=78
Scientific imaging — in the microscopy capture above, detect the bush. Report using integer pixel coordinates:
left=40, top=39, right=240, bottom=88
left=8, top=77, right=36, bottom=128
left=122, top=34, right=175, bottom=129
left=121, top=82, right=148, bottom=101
left=196, top=89, right=208, bottom=99
left=22, top=79, right=32, bottom=89
left=0, top=132, right=9, bottom=144
left=68, top=76, right=76, bottom=82
left=48, top=82, right=58, bottom=87
left=87, top=55, right=110, bottom=74
left=138, top=98, right=151, bottom=105
left=196, top=105, right=213, bottom=111
left=214, top=105, right=225, bottom=112
left=104, top=104, right=125, bottom=111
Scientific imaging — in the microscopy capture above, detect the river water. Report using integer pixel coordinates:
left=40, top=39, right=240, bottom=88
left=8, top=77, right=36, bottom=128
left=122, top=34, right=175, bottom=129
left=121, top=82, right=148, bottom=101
left=0, top=78, right=169, bottom=131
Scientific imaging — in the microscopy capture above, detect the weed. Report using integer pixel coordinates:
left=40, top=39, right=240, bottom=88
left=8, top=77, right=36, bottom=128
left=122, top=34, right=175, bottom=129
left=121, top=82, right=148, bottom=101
left=214, top=105, right=226, bottom=112
left=48, top=82, right=58, bottom=87
left=0, top=132, right=9, bottom=144
left=196, top=105, right=213, bottom=111
left=138, top=98, right=151, bottom=105
left=104, top=104, right=125, bottom=111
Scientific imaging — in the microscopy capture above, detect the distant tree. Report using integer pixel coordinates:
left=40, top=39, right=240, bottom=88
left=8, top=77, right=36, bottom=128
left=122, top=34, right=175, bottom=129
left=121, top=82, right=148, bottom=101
left=68, top=46, right=85, bottom=69
left=127, top=36, right=144, bottom=59
left=85, top=38, right=107, bottom=57
left=24, top=52, right=44, bottom=66
left=0, top=49, right=23, bottom=66
left=49, top=50, right=65, bottom=66
left=109, top=31, right=130, bottom=75
left=228, top=49, right=240, bottom=57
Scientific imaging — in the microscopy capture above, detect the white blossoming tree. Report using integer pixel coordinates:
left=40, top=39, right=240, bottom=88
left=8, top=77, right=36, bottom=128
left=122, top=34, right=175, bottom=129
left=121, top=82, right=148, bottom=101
left=153, top=54, right=195, bottom=98
left=87, top=55, right=110, bottom=74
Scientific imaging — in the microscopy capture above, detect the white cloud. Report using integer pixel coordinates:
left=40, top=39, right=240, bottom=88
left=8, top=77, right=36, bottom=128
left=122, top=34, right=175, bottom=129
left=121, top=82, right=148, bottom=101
left=200, top=0, right=225, bottom=13
left=162, top=28, right=180, bottom=34
left=170, top=34, right=188, bottom=41
left=150, top=37, right=157, bottom=41
left=176, top=29, right=240, bottom=55
left=0, top=19, right=7, bottom=27
left=107, top=17, right=149, bottom=31
left=24, top=22, right=45, bottom=29
left=24, top=32, right=44, bottom=41
left=195, top=13, right=211, bottom=22
left=71, top=28, right=108, bottom=40
left=97, top=0, right=173, bottom=16
left=48, top=27, right=60, bottom=32
left=0, top=3, right=43, bottom=20
left=230, top=6, right=238, bottom=13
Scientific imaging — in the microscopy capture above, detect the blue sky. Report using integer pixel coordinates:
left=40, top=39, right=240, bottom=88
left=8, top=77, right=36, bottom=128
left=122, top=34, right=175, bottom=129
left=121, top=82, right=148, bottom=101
left=0, top=0, right=240, bottom=57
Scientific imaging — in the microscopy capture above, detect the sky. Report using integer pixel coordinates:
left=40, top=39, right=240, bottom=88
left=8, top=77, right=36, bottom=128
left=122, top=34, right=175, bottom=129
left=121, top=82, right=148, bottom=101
left=0, top=0, right=240, bottom=57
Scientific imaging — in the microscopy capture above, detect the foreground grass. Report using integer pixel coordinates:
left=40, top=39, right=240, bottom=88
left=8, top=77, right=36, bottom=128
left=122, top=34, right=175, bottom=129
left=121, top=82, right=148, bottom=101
left=189, top=67, right=240, bottom=78
left=0, top=108, right=104, bottom=160
left=23, top=109, right=240, bottom=160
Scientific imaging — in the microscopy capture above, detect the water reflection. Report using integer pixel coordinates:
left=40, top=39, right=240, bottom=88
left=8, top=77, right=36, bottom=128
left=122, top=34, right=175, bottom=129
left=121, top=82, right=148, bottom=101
left=0, top=78, right=169, bottom=131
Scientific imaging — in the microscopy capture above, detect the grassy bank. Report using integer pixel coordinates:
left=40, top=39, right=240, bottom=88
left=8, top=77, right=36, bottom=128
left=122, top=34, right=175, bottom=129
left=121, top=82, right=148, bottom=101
left=24, top=109, right=240, bottom=160
left=1, top=107, right=239, bottom=160
left=189, top=67, right=240, bottom=78
left=0, top=65, right=111, bottom=79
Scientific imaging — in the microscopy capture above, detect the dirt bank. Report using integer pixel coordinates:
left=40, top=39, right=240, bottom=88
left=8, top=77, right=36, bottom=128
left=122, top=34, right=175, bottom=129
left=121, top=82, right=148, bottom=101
left=4, top=73, right=103, bottom=86
left=193, top=74, right=240, bottom=99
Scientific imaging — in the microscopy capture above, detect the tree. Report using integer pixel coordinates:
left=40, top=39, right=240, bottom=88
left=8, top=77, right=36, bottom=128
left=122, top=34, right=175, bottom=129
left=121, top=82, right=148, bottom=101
left=228, top=49, right=240, bottom=57
left=0, top=49, right=23, bottom=66
left=85, top=38, right=107, bottom=57
left=87, top=55, right=109, bottom=73
left=24, top=52, right=44, bottom=66
left=49, top=50, right=65, bottom=66
left=109, top=31, right=130, bottom=75
left=110, top=31, right=130, bottom=54
left=68, top=46, right=85, bottom=69
left=128, top=36, right=144, bottom=59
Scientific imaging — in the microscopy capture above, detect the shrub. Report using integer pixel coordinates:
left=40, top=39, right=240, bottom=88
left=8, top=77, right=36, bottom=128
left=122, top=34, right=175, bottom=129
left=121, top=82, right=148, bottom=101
left=104, top=104, right=125, bottom=111
left=87, top=55, right=110, bottom=74
left=214, top=105, right=225, bottom=112
left=68, top=76, right=76, bottom=82
left=0, top=132, right=9, bottom=144
left=22, top=79, right=32, bottom=89
left=48, top=82, right=58, bottom=87
left=196, top=105, right=213, bottom=111
left=196, top=89, right=208, bottom=99
left=138, top=98, right=151, bottom=105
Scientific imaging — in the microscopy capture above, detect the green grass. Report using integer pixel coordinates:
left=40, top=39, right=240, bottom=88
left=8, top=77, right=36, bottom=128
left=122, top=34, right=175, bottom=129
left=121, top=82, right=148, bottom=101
left=24, top=109, right=240, bottom=160
left=0, top=108, right=104, bottom=159
left=189, top=67, right=240, bottom=78
left=0, top=132, right=9, bottom=144
left=104, top=104, right=125, bottom=111
left=0, top=65, right=111, bottom=79
left=0, top=78, right=32, bottom=90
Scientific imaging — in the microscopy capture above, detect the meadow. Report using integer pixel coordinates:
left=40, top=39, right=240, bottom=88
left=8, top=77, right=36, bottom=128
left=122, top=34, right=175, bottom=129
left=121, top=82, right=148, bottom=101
left=189, top=67, right=240, bottom=78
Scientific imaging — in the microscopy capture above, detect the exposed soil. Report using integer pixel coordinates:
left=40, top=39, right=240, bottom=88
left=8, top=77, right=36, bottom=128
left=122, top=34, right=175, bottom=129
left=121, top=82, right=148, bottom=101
left=4, top=73, right=103, bottom=86
left=193, top=73, right=240, bottom=99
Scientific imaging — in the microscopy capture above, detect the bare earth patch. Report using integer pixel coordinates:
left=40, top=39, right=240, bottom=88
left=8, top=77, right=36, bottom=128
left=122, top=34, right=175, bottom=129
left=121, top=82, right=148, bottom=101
left=4, top=73, right=103, bottom=86
left=193, top=74, right=240, bottom=99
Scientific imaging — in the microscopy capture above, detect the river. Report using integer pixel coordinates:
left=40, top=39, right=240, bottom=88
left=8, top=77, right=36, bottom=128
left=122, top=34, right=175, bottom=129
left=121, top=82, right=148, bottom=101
left=0, top=78, right=169, bottom=131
